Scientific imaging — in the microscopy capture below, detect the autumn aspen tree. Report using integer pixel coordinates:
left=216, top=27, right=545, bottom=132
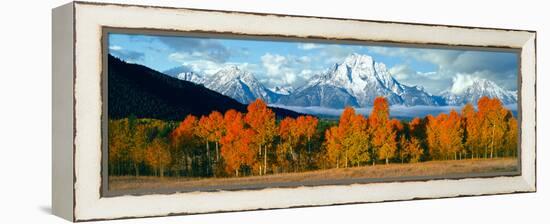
left=145, top=138, right=171, bottom=178
left=461, top=103, right=480, bottom=159
left=369, top=97, right=396, bottom=165
left=505, top=114, right=518, bottom=157
left=478, top=97, right=508, bottom=158
left=197, top=116, right=213, bottom=175
left=171, top=115, right=198, bottom=176
left=208, top=111, right=224, bottom=162
left=220, top=110, right=255, bottom=177
left=245, top=99, right=276, bottom=176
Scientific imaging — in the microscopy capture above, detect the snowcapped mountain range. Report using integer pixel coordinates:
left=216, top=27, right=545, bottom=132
left=441, top=78, right=517, bottom=105
left=269, top=86, right=293, bottom=95
left=163, top=53, right=516, bottom=108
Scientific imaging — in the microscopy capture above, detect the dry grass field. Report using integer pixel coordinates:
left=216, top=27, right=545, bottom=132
left=109, top=158, right=518, bottom=192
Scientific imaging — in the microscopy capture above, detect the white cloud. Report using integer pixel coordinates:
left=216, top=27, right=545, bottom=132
left=109, top=45, right=123, bottom=51
left=261, top=53, right=287, bottom=76
left=259, top=53, right=322, bottom=88
left=450, top=74, right=480, bottom=94
left=298, top=43, right=323, bottom=50
left=168, top=52, right=190, bottom=62
left=169, top=52, right=224, bottom=75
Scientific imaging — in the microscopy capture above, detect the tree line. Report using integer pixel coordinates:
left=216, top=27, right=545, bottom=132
left=108, top=96, right=518, bottom=178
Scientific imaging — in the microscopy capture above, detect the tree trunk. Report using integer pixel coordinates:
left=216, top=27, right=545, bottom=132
left=134, top=163, right=140, bottom=177
left=385, top=157, right=389, bottom=165
left=345, top=150, right=348, bottom=168
left=184, top=151, right=188, bottom=176
left=307, top=136, right=311, bottom=165
left=160, top=166, right=164, bottom=178
left=490, top=125, right=495, bottom=159
left=264, top=146, right=268, bottom=175
left=206, top=141, right=210, bottom=175
left=215, top=142, right=219, bottom=161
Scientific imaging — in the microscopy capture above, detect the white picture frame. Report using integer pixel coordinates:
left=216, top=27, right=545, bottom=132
left=52, top=1, right=536, bottom=221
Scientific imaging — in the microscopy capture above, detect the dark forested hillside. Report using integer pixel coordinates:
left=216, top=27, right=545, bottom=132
left=108, top=55, right=302, bottom=120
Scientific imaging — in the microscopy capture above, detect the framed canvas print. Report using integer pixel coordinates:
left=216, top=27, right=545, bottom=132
left=52, top=1, right=537, bottom=222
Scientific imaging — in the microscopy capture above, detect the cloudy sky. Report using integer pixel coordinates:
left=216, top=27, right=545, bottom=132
left=108, top=33, right=518, bottom=95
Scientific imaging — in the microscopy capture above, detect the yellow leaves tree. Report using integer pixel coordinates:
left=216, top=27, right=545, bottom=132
left=505, top=113, right=518, bottom=157
left=108, top=119, right=131, bottom=175
left=404, top=137, right=423, bottom=163
left=347, top=114, right=370, bottom=167
left=477, top=96, right=508, bottom=158
left=145, top=138, right=171, bottom=178
left=278, top=115, right=319, bottom=171
left=324, top=107, right=370, bottom=168
left=461, top=103, right=481, bottom=159
left=170, top=115, right=198, bottom=176
left=130, top=123, right=148, bottom=176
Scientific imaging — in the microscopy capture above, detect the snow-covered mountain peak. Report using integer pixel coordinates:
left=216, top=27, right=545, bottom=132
left=281, top=53, right=439, bottom=107
left=443, top=77, right=517, bottom=105
left=343, top=53, right=374, bottom=68
left=269, top=86, right=293, bottom=95
left=212, top=65, right=256, bottom=83
left=175, top=72, right=206, bottom=84
left=217, top=65, right=243, bottom=77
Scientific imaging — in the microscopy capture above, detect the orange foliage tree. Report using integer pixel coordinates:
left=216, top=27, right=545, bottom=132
left=196, top=111, right=224, bottom=175
left=369, top=97, right=396, bottom=165
left=220, top=109, right=256, bottom=176
left=325, top=125, right=342, bottom=168
left=427, top=110, right=464, bottom=160
left=444, top=110, right=464, bottom=159
left=296, top=115, right=319, bottom=165
left=278, top=117, right=298, bottom=168
left=244, top=99, right=277, bottom=175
